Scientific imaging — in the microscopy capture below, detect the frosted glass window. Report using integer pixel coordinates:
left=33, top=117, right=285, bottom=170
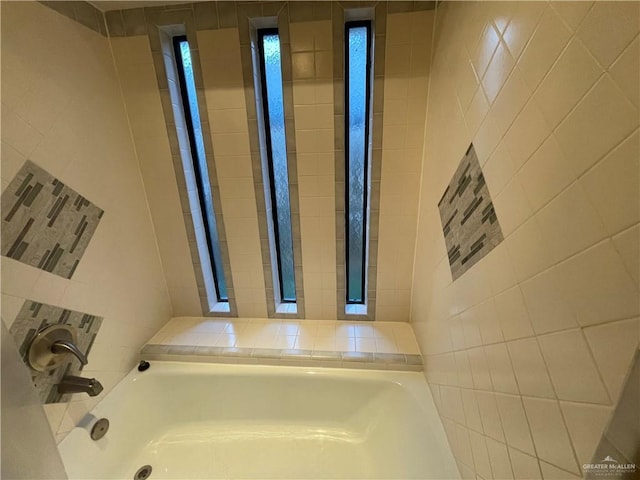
left=174, top=37, right=228, bottom=301
left=345, top=22, right=372, bottom=304
left=258, top=30, right=296, bottom=302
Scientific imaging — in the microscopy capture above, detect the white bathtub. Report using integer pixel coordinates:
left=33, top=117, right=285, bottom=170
left=59, top=361, right=459, bottom=479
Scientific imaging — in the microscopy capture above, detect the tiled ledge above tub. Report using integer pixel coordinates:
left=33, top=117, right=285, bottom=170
left=140, top=317, right=423, bottom=372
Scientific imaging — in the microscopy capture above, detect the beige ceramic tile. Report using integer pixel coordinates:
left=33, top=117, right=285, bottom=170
left=612, top=224, right=640, bottom=287
left=485, top=437, right=514, bottom=480
left=490, top=66, right=532, bottom=139
left=482, top=141, right=516, bottom=198
left=469, top=430, right=493, bottom=479
left=508, top=447, right=542, bottom=480
left=468, top=346, right=493, bottom=391
left=505, top=217, right=555, bottom=283
left=581, top=130, right=639, bottom=237
left=455, top=350, right=474, bottom=389
left=502, top=2, right=546, bottom=61
left=507, top=338, right=555, bottom=399
left=555, top=75, right=639, bottom=177
left=494, top=286, right=535, bottom=341
left=472, top=112, right=502, bottom=165
left=461, top=388, right=484, bottom=434
left=465, top=86, right=490, bottom=137
left=482, top=244, right=517, bottom=296
left=291, top=52, right=315, bottom=79
left=518, top=135, right=576, bottom=213
left=609, top=37, right=639, bottom=107
left=584, top=317, right=640, bottom=403
left=476, top=391, right=505, bottom=442
left=560, top=401, right=612, bottom=466
left=534, top=38, right=603, bottom=130
left=517, top=7, right=571, bottom=91
left=481, top=40, right=515, bottom=104
left=460, top=309, right=483, bottom=348
left=550, top=1, right=593, bottom=31
left=450, top=49, right=480, bottom=111
left=522, top=397, right=580, bottom=475
left=472, top=23, right=500, bottom=81
left=496, top=393, right=536, bottom=455
left=504, top=98, right=551, bottom=171
left=537, top=329, right=610, bottom=404
left=577, top=1, right=640, bottom=68
left=555, top=240, right=639, bottom=327
left=535, top=182, right=607, bottom=264
left=456, top=424, right=475, bottom=470
left=484, top=343, right=519, bottom=394
left=442, top=386, right=466, bottom=424
left=472, top=299, right=504, bottom=345
left=539, top=461, right=582, bottom=479
left=493, top=176, right=533, bottom=237
left=520, top=266, right=578, bottom=335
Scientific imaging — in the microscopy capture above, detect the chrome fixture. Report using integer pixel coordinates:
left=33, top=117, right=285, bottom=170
left=134, top=465, right=153, bottom=480
left=28, top=324, right=85, bottom=372
left=51, top=339, right=87, bottom=366
left=90, top=418, right=110, bottom=441
left=58, top=375, right=103, bottom=397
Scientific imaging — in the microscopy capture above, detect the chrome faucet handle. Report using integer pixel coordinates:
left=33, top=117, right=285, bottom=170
left=51, top=339, right=88, bottom=366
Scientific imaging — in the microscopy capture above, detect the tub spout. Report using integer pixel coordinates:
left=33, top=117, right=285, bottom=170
left=58, top=375, right=103, bottom=397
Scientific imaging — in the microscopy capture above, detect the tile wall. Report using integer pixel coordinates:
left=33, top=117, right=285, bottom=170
left=142, top=316, right=423, bottom=370
left=109, top=33, right=207, bottom=316
left=198, top=26, right=268, bottom=318
left=1, top=2, right=172, bottom=441
left=333, top=2, right=388, bottom=321
left=238, top=3, right=307, bottom=319
left=376, top=9, right=433, bottom=321
left=107, top=2, right=434, bottom=322
left=589, top=351, right=639, bottom=476
left=290, top=18, right=337, bottom=320
left=410, top=1, right=639, bottom=478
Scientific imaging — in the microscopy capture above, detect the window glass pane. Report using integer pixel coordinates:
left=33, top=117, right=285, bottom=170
left=261, top=32, right=296, bottom=302
left=346, top=24, right=370, bottom=304
left=177, top=39, right=228, bottom=301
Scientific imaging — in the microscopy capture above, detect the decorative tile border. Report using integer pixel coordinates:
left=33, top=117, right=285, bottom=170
left=104, top=2, right=434, bottom=39
left=438, top=144, right=503, bottom=280
left=1, top=160, right=104, bottom=279
left=9, top=300, right=102, bottom=404
left=141, top=343, right=423, bottom=371
left=39, top=1, right=106, bottom=36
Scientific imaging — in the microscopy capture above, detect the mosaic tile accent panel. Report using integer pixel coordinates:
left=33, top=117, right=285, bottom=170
left=438, top=144, right=503, bottom=280
left=1, top=160, right=104, bottom=279
left=9, top=300, right=103, bottom=404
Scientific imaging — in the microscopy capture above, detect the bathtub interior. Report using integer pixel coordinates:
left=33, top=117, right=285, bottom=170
left=59, top=362, right=458, bottom=479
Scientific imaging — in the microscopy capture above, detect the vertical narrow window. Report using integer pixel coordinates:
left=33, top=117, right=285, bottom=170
left=173, top=36, right=228, bottom=302
left=257, top=29, right=296, bottom=303
left=345, top=21, right=372, bottom=305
